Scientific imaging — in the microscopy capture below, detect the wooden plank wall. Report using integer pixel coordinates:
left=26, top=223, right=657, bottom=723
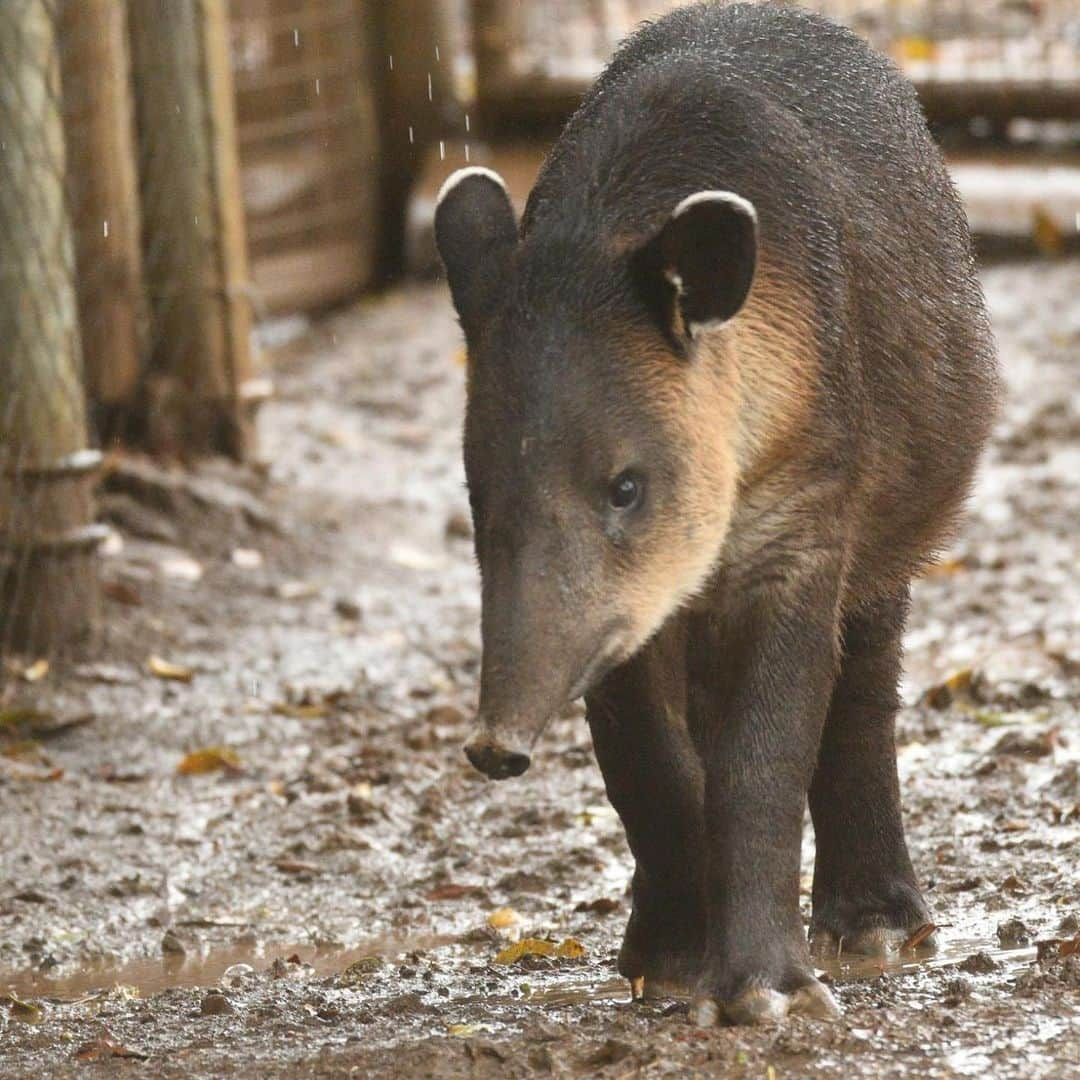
left=230, top=0, right=378, bottom=315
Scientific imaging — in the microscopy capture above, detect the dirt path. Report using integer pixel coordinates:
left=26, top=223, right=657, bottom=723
left=1, top=261, right=1077, bottom=1078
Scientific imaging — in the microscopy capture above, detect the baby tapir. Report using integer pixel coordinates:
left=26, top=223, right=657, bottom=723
left=434, top=1, right=998, bottom=1025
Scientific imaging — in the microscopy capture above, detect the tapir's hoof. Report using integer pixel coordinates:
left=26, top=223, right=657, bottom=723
left=692, top=979, right=840, bottom=1026
left=811, top=923, right=937, bottom=959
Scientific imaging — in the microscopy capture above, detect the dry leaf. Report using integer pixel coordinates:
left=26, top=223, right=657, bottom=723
left=494, top=937, right=586, bottom=964
left=487, top=907, right=520, bottom=930
left=75, top=1034, right=148, bottom=1062
left=22, top=659, right=49, bottom=683
left=177, top=746, right=243, bottom=775
left=5, top=994, right=43, bottom=1024
left=902, top=923, right=938, bottom=951
left=274, top=701, right=330, bottom=719
left=924, top=668, right=973, bottom=710
left=447, top=1023, right=476, bottom=1037
left=426, top=883, right=482, bottom=901
left=1032, top=206, right=1064, bottom=257
left=148, top=655, right=194, bottom=682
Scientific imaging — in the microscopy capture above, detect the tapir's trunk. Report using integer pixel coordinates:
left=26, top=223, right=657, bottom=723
left=463, top=554, right=628, bottom=780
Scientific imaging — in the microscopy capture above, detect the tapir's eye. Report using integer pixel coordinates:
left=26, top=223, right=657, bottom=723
left=609, top=471, right=643, bottom=511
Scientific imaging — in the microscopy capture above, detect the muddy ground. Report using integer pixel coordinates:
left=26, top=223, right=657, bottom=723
left=1, top=258, right=1077, bottom=1078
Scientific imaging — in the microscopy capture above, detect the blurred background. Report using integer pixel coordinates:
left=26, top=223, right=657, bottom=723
left=0, top=0, right=1078, bottom=664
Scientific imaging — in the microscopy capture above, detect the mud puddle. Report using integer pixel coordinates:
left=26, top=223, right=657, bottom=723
left=0, top=934, right=456, bottom=1001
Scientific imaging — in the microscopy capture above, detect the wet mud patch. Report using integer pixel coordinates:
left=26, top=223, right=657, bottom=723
left=1, top=262, right=1079, bottom=1077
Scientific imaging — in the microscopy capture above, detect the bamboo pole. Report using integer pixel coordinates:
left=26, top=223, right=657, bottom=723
left=59, top=0, right=146, bottom=446
left=0, top=0, right=106, bottom=659
left=127, top=0, right=260, bottom=460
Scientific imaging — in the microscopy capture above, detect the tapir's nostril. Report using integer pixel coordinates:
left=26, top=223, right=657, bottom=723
left=464, top=737, right=531, bottom=780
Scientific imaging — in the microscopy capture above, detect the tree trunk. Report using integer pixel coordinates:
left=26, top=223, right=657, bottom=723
left=0, top=0, right=105, bottom=660
left=128, top=0, right=260, bottom=459
left=59, top=0, right=147, bottom=447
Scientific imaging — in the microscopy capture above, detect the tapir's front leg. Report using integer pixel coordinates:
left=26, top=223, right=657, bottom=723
left=688, top=544, right=846, bottom=1025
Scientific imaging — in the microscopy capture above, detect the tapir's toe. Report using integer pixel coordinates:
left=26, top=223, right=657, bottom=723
left=692, top=977, right=840, bottom=1027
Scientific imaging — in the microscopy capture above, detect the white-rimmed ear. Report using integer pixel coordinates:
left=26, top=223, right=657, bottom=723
left=633, top=190, right=758, bottom=343
left=434, top=167, right=518, bottom=337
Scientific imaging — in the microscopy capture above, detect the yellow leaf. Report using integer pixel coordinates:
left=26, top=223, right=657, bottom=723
left=447, top=1023, right=476, bottom=1037
left=487, top=907, right=520, bottom=931
left=177, top=746, right=242, bottom=775
left=494, top=937, right=585, bottom=964
left=148, top=655, right=194, bottom=682
left=895, top=36, right=937, bottom=62
left=273, top=702, right=330, bottom=719
left=556, top=937, right=586, bottom=959
left=23, top=659, right=49, bottom=683
left=1033, top=207, right=1064, bottom=257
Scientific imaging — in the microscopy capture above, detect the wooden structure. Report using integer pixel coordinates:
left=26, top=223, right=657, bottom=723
left=469, top=0, right=1080, bottom=128
left=59, top=0, right=146, bottom=445
left=230, top=0, right=381, bottom=312
left=128, top=0, right=259, bottom=458
left=0, top=0, right=105, bottom=657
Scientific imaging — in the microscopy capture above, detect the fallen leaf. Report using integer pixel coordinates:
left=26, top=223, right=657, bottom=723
left=75, top=1033, right=148, bottom=1061
left=902, top=923, right=937, bottom=951
left=1032, top=206, right=1064, bottom=256
left=273, top=701, right=330, bottom=720
left=148, top=655, right=194, bottom=682
left=924, top=669, right=974, bottom=710
left=273, top=858, right=320, bottom=875
left=487, top=907, right=520, bottom=930
left=447, top=1023, right=476, bottom=1037
left=0, top=708, right=53, bottom=731
left=177, top=746, right=243, bottom=775
left=4, top=994, right=43, bottom=1023
left=574, top=897, right=620, bottom=915
left=494, top=937, right=586, bottom=965
left=1061, top=934, right=1080, bottom=958
left=103, top=580, right=143, bottom=605
left=22, top=659, right=49, bottom=683
left=426, top=883, right=483, bottom=901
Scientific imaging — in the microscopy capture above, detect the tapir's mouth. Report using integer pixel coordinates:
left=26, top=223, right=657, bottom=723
left=566, top=622, right=631, bottom=702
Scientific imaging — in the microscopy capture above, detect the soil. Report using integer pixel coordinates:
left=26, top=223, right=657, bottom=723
left=1, top=259, right=1077, bottom=1078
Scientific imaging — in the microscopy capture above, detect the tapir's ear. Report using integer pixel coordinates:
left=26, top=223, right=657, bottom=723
left=632, top=190, right=758, bottom=344
left=434, top=167, right=518, bottom=336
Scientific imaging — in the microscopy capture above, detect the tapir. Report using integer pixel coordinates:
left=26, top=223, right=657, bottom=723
left=434, top=1, right=998, bottom=1024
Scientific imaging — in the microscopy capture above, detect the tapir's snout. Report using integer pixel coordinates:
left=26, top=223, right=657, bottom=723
left=464, top=729, right=532, bottom=779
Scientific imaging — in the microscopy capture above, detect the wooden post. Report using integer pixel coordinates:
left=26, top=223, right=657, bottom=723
left=128, top=0, right=260, bottom=460
left=369, top=0, right=458, bottom=281
left=0, top=1, right=106, bottom=659
left=59, top=0, right=146, bottom=447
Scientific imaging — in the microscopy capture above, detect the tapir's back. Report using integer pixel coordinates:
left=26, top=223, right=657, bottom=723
left=523, top=1, right=998, bottom=589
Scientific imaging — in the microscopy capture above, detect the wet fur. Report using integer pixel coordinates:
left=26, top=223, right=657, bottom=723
left=446, top=2, right=999, bottom=1015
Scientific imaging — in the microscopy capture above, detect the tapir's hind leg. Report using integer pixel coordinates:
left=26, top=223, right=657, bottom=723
left=809, top=587, right=934, bottom=956
left=586, top=620, right=706, bottom=995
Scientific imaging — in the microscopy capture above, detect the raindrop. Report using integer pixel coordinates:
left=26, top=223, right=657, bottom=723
left=315, top=77, right=321, bottom=95
left=388, top=53, right=394, bottom=71
left=427, top=73, right=433, bottom=101
left=439, top=140, right=445, bottom=161
left=435, top=44, right=440, bottom=62
left=465, top=113, right=470, bottom=133
left=293, top=28, right=300, bottom=47
left=408, top=125, right=414, bottom=144
left=464, top=144, right=470, bottom=163
left=102, top=220, right=109, bottom=239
